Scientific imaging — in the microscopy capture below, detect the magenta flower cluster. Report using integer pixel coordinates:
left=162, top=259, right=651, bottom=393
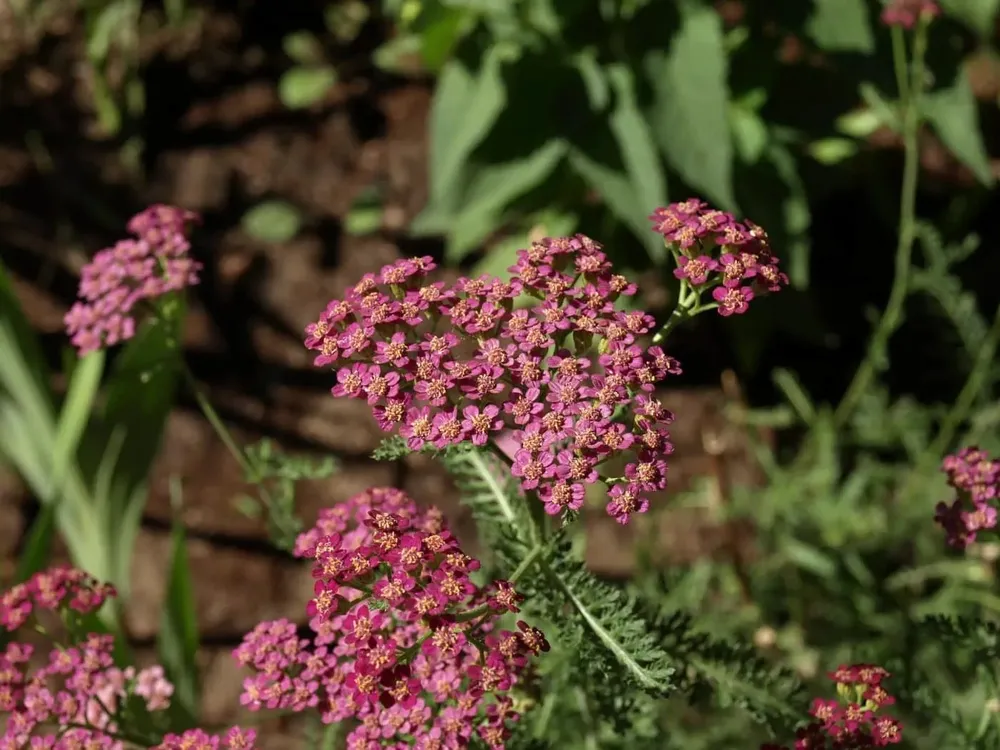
left=64, top=204, right=201, bottom=356
left=305, top=234, right=682, bottom=524
left=648, top=199, right=788, bottom=317
left=880, top=0, right=940, bottom=28
left=934, top=447, right=999, bottom=549
left=234, top=487, right=547, bottom=750
left=762, top=664, right=903, bottom=748
left=0, top=566, right=256, bottom=750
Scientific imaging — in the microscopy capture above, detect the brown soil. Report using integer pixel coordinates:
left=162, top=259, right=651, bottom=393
left=0, top=4, right=766, bottom=737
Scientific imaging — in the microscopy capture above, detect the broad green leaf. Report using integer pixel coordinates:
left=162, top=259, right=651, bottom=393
left=472, top=211, right=579, bottom=279
left=97, top=297, right=185, bottom=597
left=14, top=500, right=57, bottom=584
left=836, top=108, right=883, bottom=139
left=373, top=34, right=423, bottom=74
left=922, top=72, right=996, bottom=187
left=606, top=63, right=668, bottom=235
left=52, top=351, right=104, bottom=493
left=0, top=261, right=51, bottom=410
left=573, top=50, right=610, bottom=110
left=805, top=0, right=874, bottom=53
left=730, top=104, right=768, bottom=164
left=858, top=83, right=901, bottom=132
left=939, top=0, right=1000, bottom=37
left=427, top=48, right=508, bottom=213
left=568, top=148, right=663, bottom=262
left=646, top=1, right=736, bottom=210
left=345, top=186, right=384, bottom=236
left=282, top=32, right=323, bottom=65
left=444, top=139, right=567, bottom=262
left=417, top=4, right=468, bottom=72
left=157, top=478, right=200, bottom=729
left=241, top=200, right=303, bottom=243
left=807, top=137, right=859, bottom=165
left=278, top=66, right=338, bottom=110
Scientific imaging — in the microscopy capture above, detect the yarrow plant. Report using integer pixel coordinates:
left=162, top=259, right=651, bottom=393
left=762, top=665, right=903, bottom=749
left=238, top=487, right=546, bottom=749
left=934, top=447, right=1000, bottom=549
left=648, top=200, right=788, bottom=327
left=303, top=200, right=786, bottom=525
left=0, top=566, right=255, bottom=749
left=64, top=204, right=200, bottom=356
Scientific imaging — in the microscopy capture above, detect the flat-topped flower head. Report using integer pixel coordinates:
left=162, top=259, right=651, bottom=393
left=65, top=204, right=201, bottom=356
left=649, top=200, right=788, bottom=317
left=235, top=488, right=544, bottom=749
left=305, top=238, right=679, bottom=524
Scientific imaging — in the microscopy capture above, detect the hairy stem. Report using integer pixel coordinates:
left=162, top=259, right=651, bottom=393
left=834, top=22, right=928, bottom=427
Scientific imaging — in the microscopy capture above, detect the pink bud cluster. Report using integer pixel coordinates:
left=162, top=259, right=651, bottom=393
left=934, top=447, right=1000, bottom=549
left=234, top=487, right=547, bottom=749
left=0, top=567, right=255, bottom=750
left=304, top=234, right=681, bottom=524
left=648, top=199, right=788, bottom=317
left=880, top=0, right=940, bottom=28
left=64, top=204, right=201, bottom=356
left=762, top=664, right=903, bottom=749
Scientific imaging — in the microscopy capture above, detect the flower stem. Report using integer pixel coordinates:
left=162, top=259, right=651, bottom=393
left=179, top=364, right=280, bottom=514
left=833, top=22, right=928, bottom=428
left=926, top=304, right=1000, bottom=460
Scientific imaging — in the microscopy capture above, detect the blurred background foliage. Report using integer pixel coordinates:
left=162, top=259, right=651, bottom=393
left=3, top=0, right=1000, bottom=747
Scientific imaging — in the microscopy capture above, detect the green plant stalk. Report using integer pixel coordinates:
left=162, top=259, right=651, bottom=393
left=179, top=365, right=282, bottom=517
left=833, top=22, right=928, bottom=427
left=927, top=303, right=1000, bottom=458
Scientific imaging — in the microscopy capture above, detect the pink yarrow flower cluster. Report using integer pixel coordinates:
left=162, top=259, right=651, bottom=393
left=234, top=487, right=548, bottom=749
left=934, top=447, right=1000, bottom=549
left=761, top=664, right=903, bottom=749
left=64, top=204, right=201, bottom=356
left=649, top=199, right=788, bottom=317
left=304, top=234, right=681, bottom=524
left=881, top=0, right=940, bottom=28
left=0, top=566, right=256, bottom=750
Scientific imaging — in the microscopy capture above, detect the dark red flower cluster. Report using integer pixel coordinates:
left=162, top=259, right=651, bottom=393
left=761, top=664, right=903, bottom=749
left=64, top=204, right=201, bottom=356
left=304, top=235, right=681, bottom=523
left=881, top=0, right=940, bottom=28
left=648, top=199, right=788, bottom=317
left=934, top=447, right=1000, bottom=549
left=234, top=487, right=547, bottom=749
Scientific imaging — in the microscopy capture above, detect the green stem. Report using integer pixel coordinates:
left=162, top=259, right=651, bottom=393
left=180, top=365, right=251, bottom=474
left=179, top=364, right=281, bottom=514
left=926, top=303, right=1000, bottom=460
left=833, top=22, right=928, bottom=428
left=453, top=544, right=545, bottom=623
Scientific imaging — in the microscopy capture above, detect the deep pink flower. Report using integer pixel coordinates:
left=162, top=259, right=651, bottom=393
left=65, top=205, right=200, bottom=355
